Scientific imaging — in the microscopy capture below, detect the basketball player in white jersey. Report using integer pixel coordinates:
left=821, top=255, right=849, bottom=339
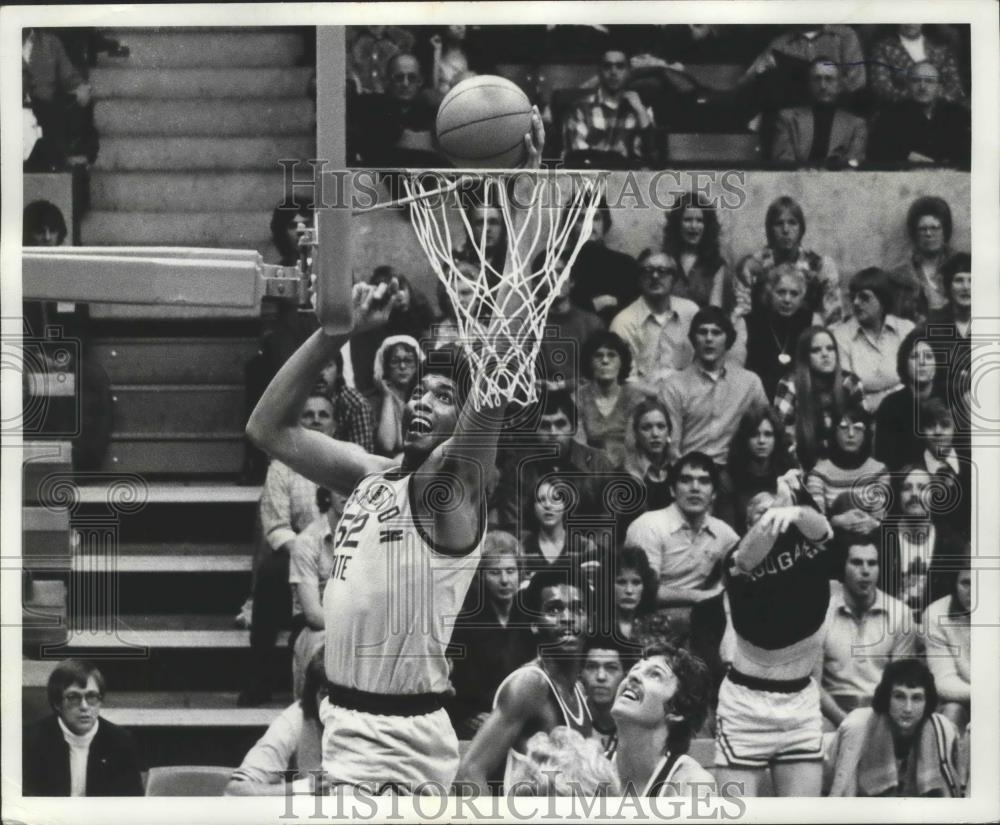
left=454, top=568, right=594, bottom=793
left=610, top=643, right=716, bottom=799
left=247, top=113, right=546, bottom=794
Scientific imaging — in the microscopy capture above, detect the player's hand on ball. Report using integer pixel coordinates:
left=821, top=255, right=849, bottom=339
left=521, top=106, right=545, bottom=170
left=759, top=506, right=800, bottom=536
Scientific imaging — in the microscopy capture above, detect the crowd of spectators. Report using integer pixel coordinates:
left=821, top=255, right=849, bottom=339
left=346, top=23, right=971, bottom=169
left=232, top=184, right=972, bottom=797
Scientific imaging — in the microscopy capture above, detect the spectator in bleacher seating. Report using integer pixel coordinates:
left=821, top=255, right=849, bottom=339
left=580, top=635, right=632, bottom=754
left=239, top=394, right=335, bottom=707
left=23, top=198, right=68, bottom=247
left=539, top=258, right=604, bottom=394
left=347, top=52, right=442, bottom=167
left=888, top=196, right=956, bottom=322
left=491, top=390, right=616, bottom=535
left=825, top=658, right=963, bottom=797
left=287, top=500, right=338, bottom=700
left=922, top=566, right=971, bottom=731
left=373, top=335, right=424, bottom=459
left=610, top=250, right=698, bottom=389
left=446, top=532, right=534, bottom=739
left=23, top=659, right=143, bottom=796
left=622, top=397, right=674, bottom=515
left=427, top=262, right=491, bottom=351
left=735, top=196, right=843, bottom=326
left=770, top=59, right=867, bottom=168
left=519, top=475, right=599, bottom=577
left=604, top=545, right=660, bottom=644
left=314, top=351, right=374, bottom=454
left=869, top=25, right=967, bottom=107
left=926, top=252, right=971, bottom=376
left=805, top=407, right=889, bottom=520
left=567, top=200, right=641, bottom=326
left=833, top=267, right=916, bottom=411
left=347, top=25, right=416, bottom=95
left=773, top=326, right=866, bottom=469
left=226, top=649, right=328, bottom=795
left=455, top=199, right=508, bottom=283
left=913, top=398, right=970, bottom=539
left=662, top=192, right=734, bottom=313
left=873, top=326, right=942, bottom=470
left=881, top=465, right=965, bottom=616
left=721, top=405, right=793, bottom=530
left=744, top=263, right=821, bottom=400
left=563, top=45, right=656, bottom=168
left=610, top=643, right=716, bottom=797
left=868, top=61, right=970, bottom=168
left=624, top=451, right=738, bottom=689
left=243, top=200, right=320, bottom=483
left=660, top=307, right=768, bottom=469
left=343, top=266, right=435, bottom=395
left=575, top=331, right=644, bottom=467
left=22, top=201, right=114, bottom=473
left=812, top=536, right=916, bottom=729
left=426, top=25, right=474, bottom=103
left=22, top=27, right=97, bottom=168
left=270, top=198, right=314, bottom=267
left=738, top=24, right=866, bottom=102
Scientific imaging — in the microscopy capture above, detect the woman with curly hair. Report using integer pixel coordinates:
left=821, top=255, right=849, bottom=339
left=662, top=192, right=733, bottom=312
left=773, top=325, right=865, bottom=468
left=576, top=330, right=645, bottom=467
left=888, top=196, right=960, bottom=322
left=735, top=195, right=843, bottom=325
left=602, top=545, right=659, bottom=644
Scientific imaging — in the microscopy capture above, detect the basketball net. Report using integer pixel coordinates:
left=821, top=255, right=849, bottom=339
left=404, top=171, right=605, bottom=410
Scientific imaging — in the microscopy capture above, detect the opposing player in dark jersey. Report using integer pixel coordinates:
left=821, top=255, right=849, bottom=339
left=454, top=568, right=594, bottom=793
left=247, top=115, right=546, bottom=794
left=714, top=470, right=834, bottom=796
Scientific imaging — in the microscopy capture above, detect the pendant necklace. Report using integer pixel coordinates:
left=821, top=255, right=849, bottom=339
left=769, top=322, right=793, bottom=366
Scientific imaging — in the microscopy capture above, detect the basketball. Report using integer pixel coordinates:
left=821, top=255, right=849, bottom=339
left=436, top=75, right=533, bottom=169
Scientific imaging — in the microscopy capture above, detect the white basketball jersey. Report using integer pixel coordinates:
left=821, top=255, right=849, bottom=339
left=323, top=469, right=482, bottom=695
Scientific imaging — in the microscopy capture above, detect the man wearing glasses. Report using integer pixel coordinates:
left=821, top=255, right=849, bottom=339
left=348, top=52, right=438, bottom=166
left=610, top=249, right=699, bottom=389
left=563, top=45, right=655, bottom=168
left=23, top=659, right=143, bottom=796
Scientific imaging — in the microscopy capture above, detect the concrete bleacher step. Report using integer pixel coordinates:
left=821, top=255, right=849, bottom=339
left=90, top=171, right=291, bottom=212
left=95, top=98, right=314, bottom=138
left=60, top=613, right=289, bottom=650
left=82, top=210, right=271, bottom=248
left=96, top=30, right=306, bottom=69
left=110, top=384, right=245, bottom=435
left=91, top=67, right=314, bottom=99
left=75, top=481, right=262, bottom=505
left=90, top=338, right=259, bottom=385
left=76, top=553, right=251, bottom=574
left=94, top=136, right=315, bottom=171
left=102, top=435, right=246, bottom=475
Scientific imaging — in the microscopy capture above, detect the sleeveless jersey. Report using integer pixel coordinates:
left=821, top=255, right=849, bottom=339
left=323, top=469, right=482, bottom=695
left=494, top=662, right=593, bottom=790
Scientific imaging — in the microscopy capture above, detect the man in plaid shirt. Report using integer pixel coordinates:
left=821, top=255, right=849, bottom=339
left=563, top=45, right=655, bottom=167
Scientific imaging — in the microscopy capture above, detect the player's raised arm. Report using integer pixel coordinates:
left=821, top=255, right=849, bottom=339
left=246, top=283, right=396, bottom=495
left=452, top=669, right=550, bottom=793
